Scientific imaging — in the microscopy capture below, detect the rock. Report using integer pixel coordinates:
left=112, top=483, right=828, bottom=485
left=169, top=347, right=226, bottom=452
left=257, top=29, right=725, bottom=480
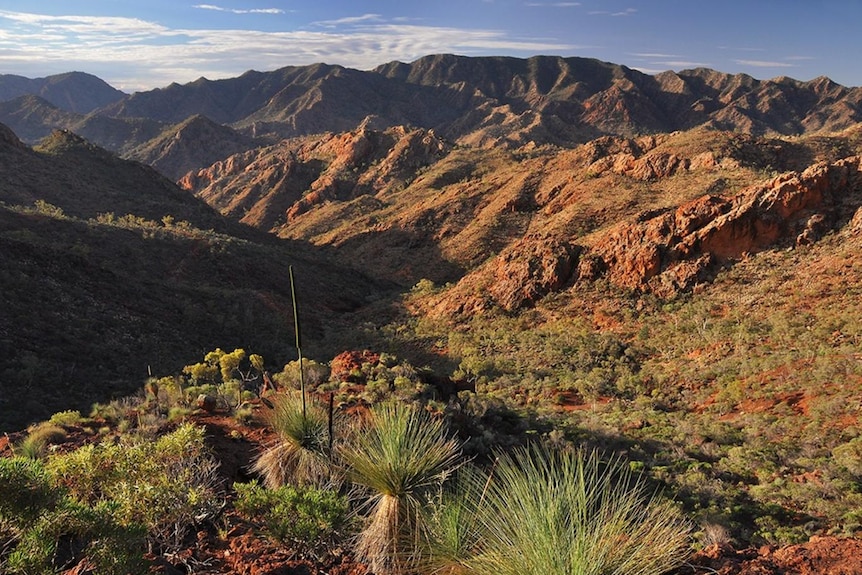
left=488, top=235, right=580, bottom=311
left=196, top=394, right=218, bottom=412
left=582, top=156, right=862, bottom=295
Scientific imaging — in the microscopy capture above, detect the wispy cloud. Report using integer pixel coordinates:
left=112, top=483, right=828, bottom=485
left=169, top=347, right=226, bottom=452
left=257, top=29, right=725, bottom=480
left=193, top=5, right=285, bottom=15
left=312, top=14, right=384, bottom=28
left=0, top=9, right=580, bottom=92
left=735, top=59, right=795, bottom=68
left=785, top=55, right=815, bottom=61
left=718, top=45, right=765, bottom=52
left=654, top=60, right=711, bottom=68
left=525, top=2, right=581, bottom=7
left=589, top=8, right=636, bottom=16
left=629, top=52, right=680, bottom=59
left=631, top=66, right=666, bottom=75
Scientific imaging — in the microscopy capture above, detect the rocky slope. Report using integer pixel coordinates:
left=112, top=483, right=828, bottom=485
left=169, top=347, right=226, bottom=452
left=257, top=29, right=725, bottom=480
left=127, top=114, right=259, bottom=180
left=180, top=122, right=862, bottom=308
left=431, top=153, right=862, bottom=316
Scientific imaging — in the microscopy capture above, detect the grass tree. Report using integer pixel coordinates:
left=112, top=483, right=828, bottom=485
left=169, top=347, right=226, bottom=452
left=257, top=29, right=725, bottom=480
left=252, top=391, right=335, bottom=488
left=453, top=445, right=691, bottom=575
left=340, top=402, right=462, bottom=575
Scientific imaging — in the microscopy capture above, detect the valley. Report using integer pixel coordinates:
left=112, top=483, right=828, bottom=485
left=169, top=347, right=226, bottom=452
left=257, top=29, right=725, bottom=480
left=1, top=55, right=862, bottom=574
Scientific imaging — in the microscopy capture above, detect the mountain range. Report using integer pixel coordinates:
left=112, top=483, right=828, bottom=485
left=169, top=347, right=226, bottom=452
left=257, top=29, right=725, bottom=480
left=2, top=55, right=861, bottom=172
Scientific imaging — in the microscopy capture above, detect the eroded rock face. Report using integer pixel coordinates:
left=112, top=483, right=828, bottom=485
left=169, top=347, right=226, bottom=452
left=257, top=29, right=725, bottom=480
left=180, top=125, right=447, bottom=229
left=489, top=235, right=580, bottom=312
left=434, top=155, right=862, bottom=317
left=585, top=156, right=862, bottom=295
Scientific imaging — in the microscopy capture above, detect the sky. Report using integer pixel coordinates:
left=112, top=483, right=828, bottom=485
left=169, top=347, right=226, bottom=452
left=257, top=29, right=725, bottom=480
left=0, top=1, right=859, bottom=93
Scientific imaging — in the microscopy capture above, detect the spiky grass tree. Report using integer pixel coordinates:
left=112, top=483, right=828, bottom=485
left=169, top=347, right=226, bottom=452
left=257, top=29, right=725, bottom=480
left=253, top=391, right=336, bottom=489
left=340, top=402, right=462, bottom=575
left=461, top=445, right=691, bottom=575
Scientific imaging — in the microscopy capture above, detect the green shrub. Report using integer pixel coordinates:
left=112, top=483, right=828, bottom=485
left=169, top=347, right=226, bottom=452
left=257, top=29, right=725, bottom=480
left=46, top=423, right=224, bottom=552
left=4, top=499, right=146, bottom=575
left=832, top=437, right=862, bottom=477
left=0, top=457, right=59, bottom=522
left=49, top=410, right=84, bottom=426
left=0, top=458, right=145, bottom=574
left=234, top=481, right=349, bottom=558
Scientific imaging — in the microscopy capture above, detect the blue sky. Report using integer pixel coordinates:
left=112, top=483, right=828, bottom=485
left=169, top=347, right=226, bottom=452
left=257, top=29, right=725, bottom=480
left=0, top=1, right=859, bottom=93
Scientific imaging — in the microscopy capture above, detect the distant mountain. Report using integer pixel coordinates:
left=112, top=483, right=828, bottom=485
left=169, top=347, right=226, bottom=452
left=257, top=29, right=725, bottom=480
left=0, top=94, right=80, bottom=142
left=98, top=55, right=862, bottom=148
left=0, top=71, right=125, bottom=114
left=2, top=55, right=861, bottom=183
left=125, top=114, right=259, bottom=180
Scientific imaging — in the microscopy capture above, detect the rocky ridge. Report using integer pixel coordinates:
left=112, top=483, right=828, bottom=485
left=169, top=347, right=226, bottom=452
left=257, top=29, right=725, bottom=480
left=431, top=154, right=862, bottom=315
left=2, top=56, right=861, bottom=170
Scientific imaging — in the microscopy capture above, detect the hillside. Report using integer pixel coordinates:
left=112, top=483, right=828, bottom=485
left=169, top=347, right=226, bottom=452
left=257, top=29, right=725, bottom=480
left=0, top=124, right=387, bottom=431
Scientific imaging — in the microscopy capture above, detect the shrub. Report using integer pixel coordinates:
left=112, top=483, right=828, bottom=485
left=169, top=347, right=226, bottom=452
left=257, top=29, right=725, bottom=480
left=0, top=458, right=145, bottom=574
left=49, top=410, right=84, bottom=426
left=46, top=423, right=224, bottom=552
left=0, top=457, right=59, bottom=522
left=339, top=402, right=462, bottom=575
left=234, top=481, right=349, bottom=559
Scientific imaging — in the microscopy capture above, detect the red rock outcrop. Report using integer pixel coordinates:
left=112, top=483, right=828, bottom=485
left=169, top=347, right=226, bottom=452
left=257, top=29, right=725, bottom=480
left=433, top=155, right=862, bottom=317
left=181, top=125, right=447, bottom=229
left=583, top=156, right=862, bottom=296
left=489, top=235, right=580, bottom=312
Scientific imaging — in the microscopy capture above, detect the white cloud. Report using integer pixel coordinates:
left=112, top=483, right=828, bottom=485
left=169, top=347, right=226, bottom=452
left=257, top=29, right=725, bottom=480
left=655, top=60, right=711, bottom=68
left=589, top=8, right=636, bottom=16
left=0, top=9, right=582, bottom=92
left=312, top=14, right=384, bottom=28
left=629, top=52, right=680, bottom=59
left=631, top=66, right=667, bottom=75
left=192, top=5, right=285, bottom=15
left=735, top=59, right=795, bottom=68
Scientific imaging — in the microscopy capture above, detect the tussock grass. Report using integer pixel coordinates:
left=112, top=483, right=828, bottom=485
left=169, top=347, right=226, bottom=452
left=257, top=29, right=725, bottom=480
left=16, top=423, right=67, bottom=459
left=340, top=402, right=462, bottom=575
